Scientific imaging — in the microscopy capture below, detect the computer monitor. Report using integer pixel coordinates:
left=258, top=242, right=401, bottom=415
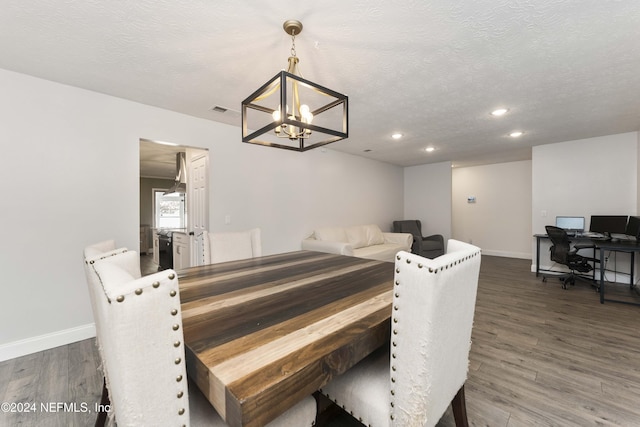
left=625, top=216, right=640, bottom=238
left=555, top=216, right=585, bottom=233
left=589, top=215, right=628, bottom=234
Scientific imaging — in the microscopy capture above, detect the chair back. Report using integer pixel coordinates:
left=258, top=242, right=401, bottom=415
left=546, top=225, right=571, bottom=264
left=391, top=240, right=481, bottom=426
left=83, top=241, right=130, bottom=384
left=393, top=220, right=422, bottom=238
left=88, top=250, right=190, bottom=426
left=83, top=240, right=121, bottom=318
left=202, top=228, right=262, bottom=264
left=84, top=239, right=117, bottom=259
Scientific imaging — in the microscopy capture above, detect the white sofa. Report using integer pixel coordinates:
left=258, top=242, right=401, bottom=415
left=301, top=224, right=412, bottom=262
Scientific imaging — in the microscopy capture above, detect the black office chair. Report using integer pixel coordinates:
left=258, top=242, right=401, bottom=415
left=393, top=220, right=445, bottom=259
left=543, top=225, right=598, bottom=290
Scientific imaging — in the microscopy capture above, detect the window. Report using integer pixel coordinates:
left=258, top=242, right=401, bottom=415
left=154, top=189, right=185, bottom=228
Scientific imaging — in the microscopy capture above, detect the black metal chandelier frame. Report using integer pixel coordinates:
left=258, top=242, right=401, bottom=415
left=241, top=20, right=349, bottom=152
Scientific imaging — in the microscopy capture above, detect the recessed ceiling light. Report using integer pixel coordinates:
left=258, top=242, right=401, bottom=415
left=425, top=147, right=435, bottom=152
left=391, top=133, right=403, bottom=140
left=509, top=131, right=524, bottom=138
left=491, top=108, right=509, bottom=117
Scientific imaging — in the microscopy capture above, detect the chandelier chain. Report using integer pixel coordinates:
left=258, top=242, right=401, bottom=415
left=290, top=31, right=297, bottom=57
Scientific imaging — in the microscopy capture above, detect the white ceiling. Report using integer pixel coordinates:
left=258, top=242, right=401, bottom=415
left=2, top=0, right=640, bottom=168
left=139, top=139, right=184, bottom=179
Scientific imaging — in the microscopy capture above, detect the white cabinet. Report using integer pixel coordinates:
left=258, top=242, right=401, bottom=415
left=173, top=232, right=191, bottom=270
left=152, top=231, right=160, bottom=264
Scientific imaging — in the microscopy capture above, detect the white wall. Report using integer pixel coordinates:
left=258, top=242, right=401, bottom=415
left=211, top=140, right=404, bottom=254
left=452, top=161, right=532, bottom=259
left=532, top=132, right=638, bottom=271
left=0, top=68, right=404, bottom=360
left=636, top=132, right=640, bottom=278
left=403, top=162, right=452, bottom=239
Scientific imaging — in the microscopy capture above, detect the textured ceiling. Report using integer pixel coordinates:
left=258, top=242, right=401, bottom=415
left=1, top=0, right=640, bottom=168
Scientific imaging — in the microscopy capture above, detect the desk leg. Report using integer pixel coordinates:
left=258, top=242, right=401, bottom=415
left=600, top=249, right=606, bottom=304
left=536, top=236, right=541, bottom=277
left=593, top=246, right=596, bottom=282
left=631, top=252, right=635, bottom=290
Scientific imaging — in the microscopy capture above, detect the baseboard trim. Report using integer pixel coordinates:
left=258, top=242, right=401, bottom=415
left=0, top=324, right=96, bottom=362
left=482, top=249, right=531, bottom=260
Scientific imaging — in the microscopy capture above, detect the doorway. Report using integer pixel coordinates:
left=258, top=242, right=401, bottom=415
left=139, top=138, right=210, bottom=269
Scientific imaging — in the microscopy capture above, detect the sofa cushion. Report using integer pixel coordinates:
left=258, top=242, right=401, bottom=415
left=315, top=226, right=349, bottom=243
left=364, top=224, right=385, bottom=246
left=353, top=243, right=407, bottom=262
left=346, top=225, right=369, bottom=249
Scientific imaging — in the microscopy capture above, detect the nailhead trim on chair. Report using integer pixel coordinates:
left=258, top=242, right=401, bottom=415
left=109, top=271, right=188, bottom=421
left=319, top=392, right=370, bottom=427
left=86, top=248, right=128, bottom=266
left=391, top=255, right=403, bottom=420
left=165, top=272, right=187, bottom=420
left=88, top=248, right=129, bottom=303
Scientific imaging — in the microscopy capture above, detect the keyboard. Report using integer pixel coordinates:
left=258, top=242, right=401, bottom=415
left=582, top=232, right=605, bottom=238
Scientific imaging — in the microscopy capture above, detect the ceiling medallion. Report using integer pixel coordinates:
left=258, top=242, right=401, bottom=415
left=241, top=20, right=349, bottom=152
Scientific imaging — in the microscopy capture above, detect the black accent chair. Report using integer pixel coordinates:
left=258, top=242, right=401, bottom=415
left=393, top=220, right=445, bottom=259
left=543, top=225, right=598, bottom=290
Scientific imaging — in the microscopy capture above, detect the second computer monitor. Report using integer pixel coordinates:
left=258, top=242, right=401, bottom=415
left=589, top=215, right=628, bottom=234
left=625, top=216, right=640, bottom=238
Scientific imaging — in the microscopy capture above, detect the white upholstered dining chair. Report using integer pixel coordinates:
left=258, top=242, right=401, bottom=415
left=84, top=247, right=316, bottom=427
left=83, top=240, right=135, bottom=427
left=320, top=239, right=482, bottom=427
left=201, top=228, right=262, bottom=264
left=84, top=239, right=117, bottom=259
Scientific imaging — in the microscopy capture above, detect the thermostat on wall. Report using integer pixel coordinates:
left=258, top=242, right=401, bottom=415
left=467, top=196, right=476, bottom=203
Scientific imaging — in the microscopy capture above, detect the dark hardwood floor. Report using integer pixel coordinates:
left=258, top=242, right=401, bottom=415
left=140, top=252, right=160, bottom=276
left=2, top=255, right=640, bottom=426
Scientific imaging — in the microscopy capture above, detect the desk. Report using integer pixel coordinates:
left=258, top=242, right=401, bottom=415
left=535, top=234, right=640, bottom=305
left=178, top=250, right=394, bottom=427
left=597, top=239, right=640, bottom=304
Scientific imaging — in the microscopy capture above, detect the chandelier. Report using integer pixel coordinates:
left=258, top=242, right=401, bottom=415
left=241, top=20, right=349, bottom=151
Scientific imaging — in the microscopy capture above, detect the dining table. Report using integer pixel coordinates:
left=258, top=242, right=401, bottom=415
left=178, top=250, right=395, bottom=427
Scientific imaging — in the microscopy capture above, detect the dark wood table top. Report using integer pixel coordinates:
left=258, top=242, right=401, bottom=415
left=179, top=250, right=394, bottom=427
